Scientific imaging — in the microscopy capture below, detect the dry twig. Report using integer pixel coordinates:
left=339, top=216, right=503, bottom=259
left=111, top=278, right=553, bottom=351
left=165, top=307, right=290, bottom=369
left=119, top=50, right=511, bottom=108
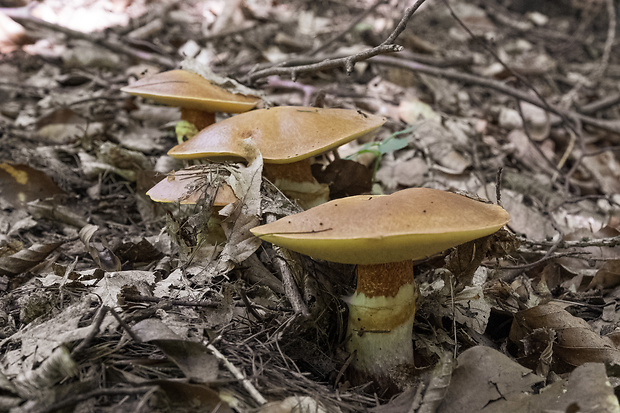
left=266, top=214, right=311, bottom=317
left=2, top=7, right=176, bottom=68
left=245, top=0, right=428, bottom=82
left=205, top=340, right=268, bottom=405
left=369, top=55, right=620, bottom=137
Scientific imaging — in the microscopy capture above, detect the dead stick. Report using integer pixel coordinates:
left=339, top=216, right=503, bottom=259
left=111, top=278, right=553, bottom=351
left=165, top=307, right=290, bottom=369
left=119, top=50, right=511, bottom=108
left=370, top=55, right=620, bottom=137
left=3, top=8, right=176, bottom=68
left=266, top=214, right=310, bottom=317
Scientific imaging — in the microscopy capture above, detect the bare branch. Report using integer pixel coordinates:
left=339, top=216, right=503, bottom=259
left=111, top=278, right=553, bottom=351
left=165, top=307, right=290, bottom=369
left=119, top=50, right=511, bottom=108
left=245, top=0, right=428, bottom=82
left=370, top=55, right=620, bottom=137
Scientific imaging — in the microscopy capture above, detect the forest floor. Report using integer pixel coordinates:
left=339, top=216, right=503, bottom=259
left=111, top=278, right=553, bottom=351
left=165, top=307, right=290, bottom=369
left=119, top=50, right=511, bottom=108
left=1, top=0, right=620, bottom=412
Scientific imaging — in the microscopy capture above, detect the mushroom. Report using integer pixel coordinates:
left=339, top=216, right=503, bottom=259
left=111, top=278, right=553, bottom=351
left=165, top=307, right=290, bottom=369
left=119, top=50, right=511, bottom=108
left=250, top=188, right=510, bottom=390
left=167, top=106, right=386, bottom=208
left=146, top=168, right=239, bottom=244
left=121, top=69, right=260, bottom=131
left=146, top=168, right=236, bottom=206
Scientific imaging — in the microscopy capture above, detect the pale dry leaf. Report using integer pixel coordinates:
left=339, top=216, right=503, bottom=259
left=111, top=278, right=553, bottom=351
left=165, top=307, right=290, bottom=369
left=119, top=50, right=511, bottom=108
left=499, top=189, right=556, bottom=241
left=520, top=101, right=550, bottom=141
left=5, top=297, right=115, bottom=375
left=411, top=120, right=471, bottom=174
left=12, top=346, right=77, bottom=399
left=132, top=318, right=219, bottom=383
left=453, top=286, right=491, bottom=335
left=153, top=268, right=192, bottom=299
left=93, top=271, right=155, bottom=308
left=580, top=148, right=620, bottom=196
left=398, top=98, right=442, bottom=124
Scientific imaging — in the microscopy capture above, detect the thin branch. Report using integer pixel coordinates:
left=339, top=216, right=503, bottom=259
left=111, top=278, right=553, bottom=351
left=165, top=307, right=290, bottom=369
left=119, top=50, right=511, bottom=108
left=205, top=340, right=268, bottom=405
left=309, top=0, right=387, bottom=56
left=71, top=304, right=108, bottom=357
left=245, top=0, right=428, bottom=82
left=2, top=8, right=176, bottom=68
left=266, top=214, right=310, bottom=317
left=591, top=0, right=616, bottom=81
left=523, top=235, right=620, bottom=250
left=369, top=55, right=620, bottom=137
left=578, top=92, right=620, bottom=115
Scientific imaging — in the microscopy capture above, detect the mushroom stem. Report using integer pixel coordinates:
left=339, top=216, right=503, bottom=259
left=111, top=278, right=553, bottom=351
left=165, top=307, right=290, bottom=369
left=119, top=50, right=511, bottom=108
left=262, top=159, right=315, bottom=183
left=263, top=159, right=329, bottom=209
left=181, top=107, right=216, bottom=131
left=346, top=260, right=417, bottom=384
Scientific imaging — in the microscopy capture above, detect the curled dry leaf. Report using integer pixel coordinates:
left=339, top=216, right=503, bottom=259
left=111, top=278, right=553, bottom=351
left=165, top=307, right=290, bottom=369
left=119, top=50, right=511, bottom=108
left=132, top=318, right=219, bottom=383
left=0, top=242, right=62, bottom=276
left=588, top=260, right=620, bottom=290
left=79, top=225, right=121, bottom=272
left=510, top=302, right=620, bottom=370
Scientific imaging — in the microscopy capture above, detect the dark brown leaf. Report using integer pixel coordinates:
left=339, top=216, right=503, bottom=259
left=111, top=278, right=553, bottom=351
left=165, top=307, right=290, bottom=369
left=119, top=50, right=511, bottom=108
left=313, top=159, right=373, bottom=198
left=132, top=319, right=219, bottom=383
left=0, top=242, right=62, bottom=276
left=0, top=163, right=65, bottom=208
left=510, top=303, right=620, bottom=370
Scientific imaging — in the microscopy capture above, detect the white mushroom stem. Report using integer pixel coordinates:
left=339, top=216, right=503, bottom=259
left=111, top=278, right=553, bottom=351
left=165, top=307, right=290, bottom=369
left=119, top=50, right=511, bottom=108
left=345, top=260, right=417, bottom=381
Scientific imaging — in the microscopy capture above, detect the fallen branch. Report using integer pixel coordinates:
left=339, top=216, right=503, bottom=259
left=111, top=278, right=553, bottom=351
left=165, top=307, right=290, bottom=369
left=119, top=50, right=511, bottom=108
left=2, top=6, right=176, bottom=68
left=370, top=55, right=620, bottom=137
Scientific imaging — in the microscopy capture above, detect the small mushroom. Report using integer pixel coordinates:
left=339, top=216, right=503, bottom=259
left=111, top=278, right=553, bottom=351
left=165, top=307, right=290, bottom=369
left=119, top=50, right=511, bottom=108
left=146, top=169, right=236, bottom=206
left=167, top=106, right=386, bottom=208
left=121, top=69, right=260, bottom=130
left=250, top=188, right=510, bottom=390
left=147, top=169, right=239, bottom=244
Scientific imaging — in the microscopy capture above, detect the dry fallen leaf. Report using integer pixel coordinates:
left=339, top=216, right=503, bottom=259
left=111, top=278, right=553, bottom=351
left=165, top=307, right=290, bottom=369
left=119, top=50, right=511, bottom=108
left=0, top=163, right=65, bottom=208
left=510, top=302, right=620, bottom=370
left=132, top=318, right=219, bottom=383
left=79, top=225, right=121, bottom=272
left=0, top=242, right=62, bottom=276
left=439, top=346, right=618, bottom=413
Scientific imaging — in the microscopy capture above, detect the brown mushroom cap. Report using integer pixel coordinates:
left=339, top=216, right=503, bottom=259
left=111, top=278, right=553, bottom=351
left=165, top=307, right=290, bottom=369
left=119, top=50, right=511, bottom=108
left=167, top=106, right=386, bottom=163
left=147, top=169, right=237, bottom=207
left=251, top=188, right=510, bottom=265
left=121, top=70, right=260, bottom=113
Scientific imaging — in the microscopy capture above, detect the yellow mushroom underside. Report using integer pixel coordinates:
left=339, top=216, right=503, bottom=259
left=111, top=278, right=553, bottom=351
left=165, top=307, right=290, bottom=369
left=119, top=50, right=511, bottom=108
left=121, top=70, right=259, bottom=113
left=167, top=106, right=386, bottom=163
left=250, top=188, right=510, bottom=265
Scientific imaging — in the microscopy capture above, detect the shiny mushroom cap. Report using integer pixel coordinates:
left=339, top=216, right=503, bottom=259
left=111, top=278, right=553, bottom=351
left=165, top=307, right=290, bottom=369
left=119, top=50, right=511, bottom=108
left=167, top=106, right=386, bottom=164
left=121, top=70, right=260, bottom=113
left=251, top=188, right=510, bottom=265
left=147, top=169, right=237, bottom=207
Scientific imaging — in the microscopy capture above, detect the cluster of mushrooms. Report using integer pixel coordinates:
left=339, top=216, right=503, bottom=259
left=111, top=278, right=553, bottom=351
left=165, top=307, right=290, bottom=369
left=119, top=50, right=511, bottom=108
left=122, top=70, right=510, bottom=392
